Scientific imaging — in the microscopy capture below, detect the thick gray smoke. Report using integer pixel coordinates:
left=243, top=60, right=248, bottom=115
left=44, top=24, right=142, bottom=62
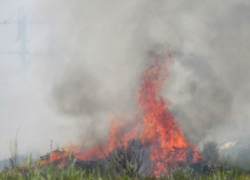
left=1, top=0, right=250, bottom=161
left=37, top=0, right=250, bottom=146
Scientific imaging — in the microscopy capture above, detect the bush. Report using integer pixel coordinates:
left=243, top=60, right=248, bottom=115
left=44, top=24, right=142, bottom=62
left=202, top=141, right=219, bottom=164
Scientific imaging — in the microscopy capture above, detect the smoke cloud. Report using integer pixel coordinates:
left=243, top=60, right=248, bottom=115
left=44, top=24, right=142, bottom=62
left=1, top=0, right=250, bottom=160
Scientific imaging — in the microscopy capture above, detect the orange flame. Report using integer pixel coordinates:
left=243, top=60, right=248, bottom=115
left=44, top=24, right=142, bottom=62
left=37, top=150, right=74, bottom=167
left=136, top=57, right=189, bottom=175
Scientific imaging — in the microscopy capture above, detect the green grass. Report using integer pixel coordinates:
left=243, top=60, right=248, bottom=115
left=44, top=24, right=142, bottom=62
left=1, top=155, right=250, bottom=180
left=2, top=165, right=250, bottom=180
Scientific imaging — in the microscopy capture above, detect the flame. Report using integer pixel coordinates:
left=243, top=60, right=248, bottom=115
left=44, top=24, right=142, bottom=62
left=37, top=150, right=74, bottom=167
left=136, top=56, right=190, bottom=175
left=66, top=53, right=201, bottom=175
left=72, top=116, right=139, bottom=161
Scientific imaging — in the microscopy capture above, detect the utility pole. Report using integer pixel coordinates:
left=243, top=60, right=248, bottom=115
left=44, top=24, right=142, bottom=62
left=17, top=8, right=28, bottom=74
left=0, top=8, right=28, bottom=79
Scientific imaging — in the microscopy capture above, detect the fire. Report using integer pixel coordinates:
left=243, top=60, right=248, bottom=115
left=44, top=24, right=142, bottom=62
left=65, top=53, right=201, bottom=175
left=37, top=150, right=74, bottom=167
left=69, top=116, right=139, bottom=161
left=136, top=56, right=189, bottom=175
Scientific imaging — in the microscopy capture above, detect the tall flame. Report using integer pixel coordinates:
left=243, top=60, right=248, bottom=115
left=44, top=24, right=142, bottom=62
left=136, top=55, right=189, bottom=175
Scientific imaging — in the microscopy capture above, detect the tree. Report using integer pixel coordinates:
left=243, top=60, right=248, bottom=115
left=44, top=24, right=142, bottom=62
left=202, top=141, right=219, bottom=164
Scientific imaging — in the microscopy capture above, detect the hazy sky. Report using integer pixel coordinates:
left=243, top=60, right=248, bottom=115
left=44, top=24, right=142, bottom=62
left=1, top=0, right=250, bottom=160
left=0, top=0, right=76, bottom=160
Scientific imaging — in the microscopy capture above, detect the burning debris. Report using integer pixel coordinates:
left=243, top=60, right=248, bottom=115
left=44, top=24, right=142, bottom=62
left=37, top=150, right=75, bottom=167
left=52, top=53, right=203, bottom=176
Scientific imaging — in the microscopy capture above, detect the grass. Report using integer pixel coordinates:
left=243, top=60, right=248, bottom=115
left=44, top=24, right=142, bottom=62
left=2, top=154, right=250, bottom=180
left=2, top=162, right=250, bottom=180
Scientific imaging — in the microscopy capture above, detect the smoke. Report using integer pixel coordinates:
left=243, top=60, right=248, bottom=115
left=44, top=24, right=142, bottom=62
left=161, top=1, right=250, bottom=144
left=1, top=0, right=250, bottom=160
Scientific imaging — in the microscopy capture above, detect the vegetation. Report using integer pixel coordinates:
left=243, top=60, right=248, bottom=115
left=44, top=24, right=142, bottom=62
left=106, top=139, right=147, bottom=177
left=2, top=162, right=250, bottom=180
left=2, top=140, right=250, bottom=179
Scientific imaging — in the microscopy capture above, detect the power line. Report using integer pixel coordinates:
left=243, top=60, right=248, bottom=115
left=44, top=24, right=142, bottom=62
left=0, top=52, right=20, bottom=54
left=0, top=21, right=17, bottom=25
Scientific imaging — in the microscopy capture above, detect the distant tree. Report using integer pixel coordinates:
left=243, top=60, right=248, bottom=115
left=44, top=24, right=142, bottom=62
left=202, top=141, right=219, bottom=164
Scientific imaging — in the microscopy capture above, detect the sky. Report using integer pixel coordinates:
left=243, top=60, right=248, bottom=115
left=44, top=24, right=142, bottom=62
left=1, top=0, right=250, bottom=161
